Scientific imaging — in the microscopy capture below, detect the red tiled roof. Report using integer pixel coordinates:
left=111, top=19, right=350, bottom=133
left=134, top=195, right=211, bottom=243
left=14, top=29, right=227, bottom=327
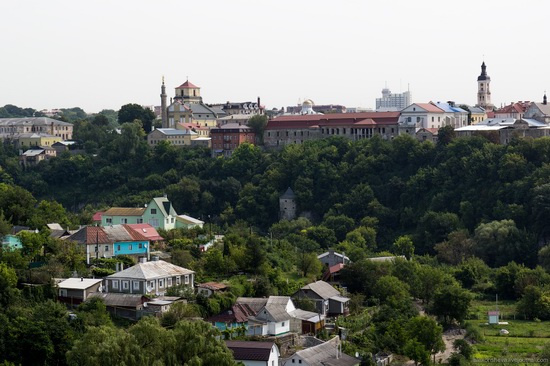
left=177, top=80, right=199, bottom=89
left=125, top=224, right=164, bottom=241
left=494, top=101, right=531, bottom=114
left=92, top=211, right=104, bottom=222
left=122, top=224, right=153, bottom=241
left=225, top=341, right=274, bottom=362
left=322, top=263, right=345, bottom=281
left=486, top=111, right=496, bottom=118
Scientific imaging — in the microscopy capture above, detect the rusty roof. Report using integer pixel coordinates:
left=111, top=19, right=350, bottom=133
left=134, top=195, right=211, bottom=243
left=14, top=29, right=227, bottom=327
left=66, top=226, right=110, bottom=244
left=103, top=207, right=146, bottom=216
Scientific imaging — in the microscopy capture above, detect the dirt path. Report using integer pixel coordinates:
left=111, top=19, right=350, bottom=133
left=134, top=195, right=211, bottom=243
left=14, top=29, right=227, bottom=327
left=434, top=328, right=466, bottom=363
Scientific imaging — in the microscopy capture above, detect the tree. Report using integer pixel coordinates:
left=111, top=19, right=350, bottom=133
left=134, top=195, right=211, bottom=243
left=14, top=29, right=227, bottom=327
left=171, top=320, right=237, bottom=366
left=435, top=229, right=475, bottom=265
left=118, top=103, right=156, bottom=133
left=406, top=316, right=445, bottom=363
left=473, top=219, right=528, bottom=267
left=437, top=125, right=456, bottom=146
left=247, top=114, right=268, bottom=145
left=372, top=275, right=410, bottom=305
left=393, top=235, right=414, bottom=260
left=404, top=338, right=430, bottom=366
left=429, top=285, right=472, bottom=325
left=115, top=121, right=147, bottom=157
left=516, top=285, right=550, bottom=320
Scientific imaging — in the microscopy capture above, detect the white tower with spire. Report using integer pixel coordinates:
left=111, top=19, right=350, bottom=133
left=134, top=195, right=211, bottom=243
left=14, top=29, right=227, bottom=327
left=477, top=62, right=493, bottom=111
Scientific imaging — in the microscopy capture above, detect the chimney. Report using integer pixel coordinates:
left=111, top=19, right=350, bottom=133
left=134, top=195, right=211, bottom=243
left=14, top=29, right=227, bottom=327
left=80, top=277, right=83, bottom=282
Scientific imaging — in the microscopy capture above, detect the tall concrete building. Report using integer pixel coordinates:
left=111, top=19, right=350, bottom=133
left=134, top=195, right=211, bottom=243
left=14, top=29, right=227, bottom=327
left=375, top=87, right=412, bottom=111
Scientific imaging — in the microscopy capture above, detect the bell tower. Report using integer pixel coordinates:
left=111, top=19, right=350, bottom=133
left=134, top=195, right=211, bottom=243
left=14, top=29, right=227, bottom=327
left=477, top=62, right=493, bottom=111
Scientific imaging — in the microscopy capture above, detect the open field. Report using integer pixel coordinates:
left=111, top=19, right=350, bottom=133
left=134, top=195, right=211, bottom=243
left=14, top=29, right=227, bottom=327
left=465, top=301, right=550, bottom=364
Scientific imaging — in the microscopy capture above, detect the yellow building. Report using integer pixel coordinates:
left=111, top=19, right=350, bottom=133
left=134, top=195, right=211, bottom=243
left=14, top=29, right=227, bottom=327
left=148, top=128, right=199, bottom=147
left=17, top=133, right=62, bottom=148
left=469, top=106, right=488, bottom=125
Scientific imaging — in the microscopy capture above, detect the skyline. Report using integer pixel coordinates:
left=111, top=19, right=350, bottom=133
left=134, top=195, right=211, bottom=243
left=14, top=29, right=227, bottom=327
left=1, top=0, right=550, bottom=113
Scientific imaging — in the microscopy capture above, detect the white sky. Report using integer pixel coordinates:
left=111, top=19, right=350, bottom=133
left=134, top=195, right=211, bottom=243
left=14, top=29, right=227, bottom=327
left=1, top=0, right=549, bottom=113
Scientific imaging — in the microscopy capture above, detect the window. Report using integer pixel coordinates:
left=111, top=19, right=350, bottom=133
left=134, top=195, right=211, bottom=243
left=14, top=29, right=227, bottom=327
left=112, top=280, right=119, bottom=289
left=167, top=278, right=172, bottom=287
left=185, top=275, right=189, bottom=284
left=117, top=245, right=121, bottom=251
left=105, top=245, right=109, bottom=252
left=122, top=281, right=129, bottom=290
left=176, top=276, right=181, bottom=285
left=159, top=279, right=164, bottom=288
left=149, top=281, right=155, bottom=289
left=282, top=322, right=285, bottom=326
left=133, top=281, right=140, bottom=290
left=137, top=218, right=143, bottom=224
left=121, top=218, right=128, bottom=224
left=171, top=218, right=174, bottom=223
left=138, top=243, right=143, bottom=249
left=106, top=218, right=112, bottom=224
left=151, top=209, right=157, bottom=214
left=129, top=244, right=133, bottom=250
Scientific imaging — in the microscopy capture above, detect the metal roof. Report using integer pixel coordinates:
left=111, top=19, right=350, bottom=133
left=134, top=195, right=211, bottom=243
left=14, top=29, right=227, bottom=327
left=177, top=215, right=204, bottom=225
left=57, top=278, right=102, bottom=290
left=0, top=117, right=72, bottom=126
left=103, top=207, right=146, bottom=216
left=154, top=128, right=196, bottom=136
left=292, top=336, right=358, bottom=366
left=225, top=341, right=276, bottom=362
left=107, top=260, right=194, bottom=280
left=300, top=281, right=341, bottom=300
left=88, top=293, right=147, bottom=307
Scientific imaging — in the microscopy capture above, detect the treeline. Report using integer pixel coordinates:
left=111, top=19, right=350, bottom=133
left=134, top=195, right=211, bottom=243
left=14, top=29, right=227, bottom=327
left=4, top=125, right=550, bottom=260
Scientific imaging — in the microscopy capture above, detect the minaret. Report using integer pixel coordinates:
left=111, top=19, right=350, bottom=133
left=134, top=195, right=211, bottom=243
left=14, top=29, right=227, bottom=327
left=160, top=76, right=168, bottom=128
left=544, top=92, right=547, bottom=105
left=477, top=62, right=493, bottom=111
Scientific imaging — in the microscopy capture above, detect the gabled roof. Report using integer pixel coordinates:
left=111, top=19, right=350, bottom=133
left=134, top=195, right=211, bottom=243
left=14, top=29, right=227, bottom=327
left=293, top=336, right=358, bottom=366
left=529, top=102, right=550, bottom=116
left=107, top=260, right=194, bottom=281
left=225, top=341, right=276, bottom=362
left=66, top=226, right=110, bottom=245
left=92, top=211, right=104, bottom=222
left=125, top=224, right=164, bottom=241
left=103, top=224, right=148, bottom=242
left=236, top=297, right=268, bottom=314
left=300, top=281, right=342, bottom=300
left=198, top=282, right=228, bottom=291
left=176, top=215, right=204, bottom=225
left=151, top=197, right=178, bottom=218
left=207, top=302, right=257, bottom=323
left=88, top=293, right=148, bottom=307
left=103, top=207, right=146, bottom=217
left=406, top=103, right=445, bottom=113
left=57, top=278, right=102, bottom=290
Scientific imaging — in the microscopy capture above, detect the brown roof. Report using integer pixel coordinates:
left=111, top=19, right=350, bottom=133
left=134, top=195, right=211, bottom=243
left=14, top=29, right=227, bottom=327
left=266, top=112, right=399, bottom=130
left=66, top=226, right=110, bottom=244
left=207, top=303, right=256, bottom=323
left=225, top=341, right=275, bottom=362
left=103, top=207, right=146, bottom=216
left=198, top=282, right=228, bottom=291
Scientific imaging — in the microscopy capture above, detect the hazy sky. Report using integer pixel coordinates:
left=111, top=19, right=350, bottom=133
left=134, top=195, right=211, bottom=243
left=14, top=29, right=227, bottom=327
left=1, top=0, right=549, bottom=113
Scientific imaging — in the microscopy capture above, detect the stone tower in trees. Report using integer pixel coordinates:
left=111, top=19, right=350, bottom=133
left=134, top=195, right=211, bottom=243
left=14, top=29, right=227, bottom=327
left=279, top=187, right=297, bottom=221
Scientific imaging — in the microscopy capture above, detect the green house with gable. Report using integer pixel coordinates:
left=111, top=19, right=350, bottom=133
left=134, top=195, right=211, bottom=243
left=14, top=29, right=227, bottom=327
left=102, top=196, right=178, bottom=231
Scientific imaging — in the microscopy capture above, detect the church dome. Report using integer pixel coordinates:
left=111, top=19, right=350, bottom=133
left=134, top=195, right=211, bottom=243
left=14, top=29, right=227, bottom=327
left=303, top=99, right=314, bottom=106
